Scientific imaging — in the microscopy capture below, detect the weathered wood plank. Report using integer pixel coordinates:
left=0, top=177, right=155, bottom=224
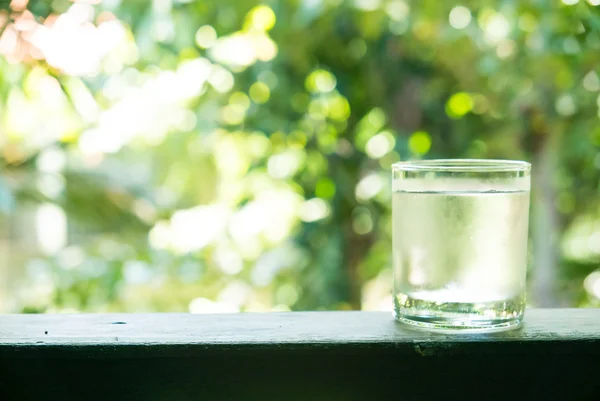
left=0, top=309, right=598, bottom=401
left=1, top=309, right=599, bottom=346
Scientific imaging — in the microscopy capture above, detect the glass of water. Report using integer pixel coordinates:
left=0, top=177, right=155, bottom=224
left=392, top=159, right=531, bottom=332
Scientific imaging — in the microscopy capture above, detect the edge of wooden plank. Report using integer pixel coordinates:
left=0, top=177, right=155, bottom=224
left=0, top=309, right=598, bottom=347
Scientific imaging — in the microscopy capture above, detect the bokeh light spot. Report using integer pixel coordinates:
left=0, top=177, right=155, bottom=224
left=449, top=6, right=471, bottom=29
left=481, top=12, right=510, bottom=44
left=249, top=81, right=270, bottom=103
left=229, top=91, right=250, bottom=110
left=245, top=5, right=276, bottom=32
left=275, top=283, right=299, bottom=305
left=367, top=108, right=386, bottom=127
left=308, top=98, right=327, bottom=120
left=315, top=177, right=336, bottom=199
left=356, top=173, right=384, bottom=201
left=385, top=0, right=410, bottom=21
left=354, top=0, right=382, bottom=11
left=408, top=131, right=432, bottom=155
left=221, top=104, right=246, bottom=125
left=379, top=151, right=401, bottom=169
left=327, top=94, right=351, bottom=121
left=446, top=92, right=473, bottom=118
left=365, top=131, right=395, bottom=159
left=496, top=39, right=516, bottom=59
left=584, top=270, right=600, bottom=299
left=288, top=130, right=307, bottom=148
left=583, top=71, right=600, bottom=92
left=195, top=25, right=217, bottom=48
left=305, top=69, right=337, bottom=93
left=267, top=151, right=302, bottom=179
left=258, top=70, right=278, bottom=88
left=299, top=198, right=330, bottom=222
left=247, top=132, right=271, bottom=158
left=210, top=32, right=277, bottom=69
left=208, top=65, right=234, bottom=93
left=213, top=247, right=243, bottom=275
left=189, top=297, right=239, bottom=314
left=555, top=94, right=576, bottom=116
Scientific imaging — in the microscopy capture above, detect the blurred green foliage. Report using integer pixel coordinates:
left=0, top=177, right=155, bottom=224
left=0, top=0, right=600, bottom=313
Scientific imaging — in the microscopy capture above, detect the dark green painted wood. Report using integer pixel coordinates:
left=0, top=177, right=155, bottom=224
left=0, top=309, right=598, bottom=401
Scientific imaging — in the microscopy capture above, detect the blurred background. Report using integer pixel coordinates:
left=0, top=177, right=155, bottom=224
left=0, top=0, right=599, bottom=313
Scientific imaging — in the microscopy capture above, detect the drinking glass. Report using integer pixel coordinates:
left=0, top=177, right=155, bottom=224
left=392, top=159, right=531, bottom=332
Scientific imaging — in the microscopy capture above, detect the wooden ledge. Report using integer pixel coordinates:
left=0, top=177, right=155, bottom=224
left=0, top=309, right=599, bottom=401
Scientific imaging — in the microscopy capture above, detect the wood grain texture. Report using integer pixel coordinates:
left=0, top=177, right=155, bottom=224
left=0, top=309, right=598, bottom=401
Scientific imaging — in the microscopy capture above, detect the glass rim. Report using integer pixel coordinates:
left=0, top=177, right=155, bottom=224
left=392, top=159, right=531, bottom=173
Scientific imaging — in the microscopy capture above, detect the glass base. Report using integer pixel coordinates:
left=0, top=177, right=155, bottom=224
left=393, top=293, right=524, bottom=333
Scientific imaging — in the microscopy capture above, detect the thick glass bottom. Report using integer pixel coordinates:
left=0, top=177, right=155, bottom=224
left=393, top=292, right=524, bottom=333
